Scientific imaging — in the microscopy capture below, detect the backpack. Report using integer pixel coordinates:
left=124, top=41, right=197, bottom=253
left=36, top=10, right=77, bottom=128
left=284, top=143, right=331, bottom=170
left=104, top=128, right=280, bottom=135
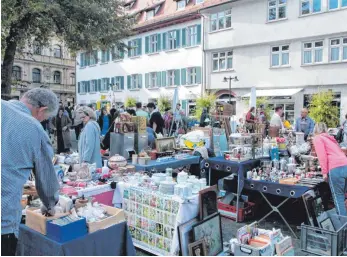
left=336, top=128, right=344, bottom=143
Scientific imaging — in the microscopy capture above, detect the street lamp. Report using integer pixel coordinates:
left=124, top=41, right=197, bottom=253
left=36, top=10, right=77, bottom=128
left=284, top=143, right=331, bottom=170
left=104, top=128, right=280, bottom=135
left=222, top=76, right=238, bottom=104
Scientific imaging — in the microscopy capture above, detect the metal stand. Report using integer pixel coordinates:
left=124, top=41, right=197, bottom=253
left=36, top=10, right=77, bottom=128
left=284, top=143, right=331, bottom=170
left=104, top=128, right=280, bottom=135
left=258, top=191, right=298, bottom=238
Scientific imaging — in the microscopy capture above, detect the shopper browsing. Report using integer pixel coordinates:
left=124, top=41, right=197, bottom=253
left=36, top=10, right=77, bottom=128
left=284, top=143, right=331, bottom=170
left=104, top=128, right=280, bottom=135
left=136, top=102, right=149, bottom=119
left=270, top=106, right=284, bottom=128
left=98, top=107, right=112, bottom=136
left=313, top=122, right=347, bottom=216
left=295, top=108, right=315, bottom=139
left=147, top=103, right=164, bottom=135
left=1, top=88, right=60, bottom=256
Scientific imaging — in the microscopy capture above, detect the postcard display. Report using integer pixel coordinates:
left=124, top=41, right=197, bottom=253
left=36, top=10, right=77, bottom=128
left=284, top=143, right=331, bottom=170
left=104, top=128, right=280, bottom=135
left=123, top=186, right=181, bottom=255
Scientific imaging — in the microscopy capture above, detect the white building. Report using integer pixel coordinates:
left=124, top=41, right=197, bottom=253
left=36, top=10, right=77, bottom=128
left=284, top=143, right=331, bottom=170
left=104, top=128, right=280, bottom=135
left=76, top=0, right=221, bottom=115
left=12, top=38, right=76, bottom=104
left=201, top=0, right=347, bottom=123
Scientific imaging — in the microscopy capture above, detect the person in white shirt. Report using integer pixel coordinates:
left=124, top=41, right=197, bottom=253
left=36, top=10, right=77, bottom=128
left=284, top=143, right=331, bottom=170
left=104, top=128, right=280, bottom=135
left=270, top=106, right=284, bottom=128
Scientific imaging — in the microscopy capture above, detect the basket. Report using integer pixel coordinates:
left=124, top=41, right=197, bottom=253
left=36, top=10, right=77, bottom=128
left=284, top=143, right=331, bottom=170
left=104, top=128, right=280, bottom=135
left=218, top=201, right=255, bottom=222
left=301, top=215, right=347, bottom=256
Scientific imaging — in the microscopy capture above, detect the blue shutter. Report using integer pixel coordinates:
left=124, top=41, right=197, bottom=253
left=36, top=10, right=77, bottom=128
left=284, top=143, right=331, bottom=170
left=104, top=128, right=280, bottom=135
left=120, top=76, right=124, bottom=90
left=127, top=75, right=131, bottom=89
left=106, top=78, right=110, bottom=90
left=128, top=41, right=132, bottom=57
left=157, top=71, right=162, bottom=87
left=86, top=53, right=90, bottom=66
left=197, top=24, right=202, bottom=45
left=176, top=30, right=180, bottom=48
left=145, top=73, right=149, bottom=88
left=157, top=34, right=161, bottom=51
left=162, top=33, right=167, bottom=50
left=98, top=79, right=101, bottom=91
left=80, top=53, right=85, bottom=67
left=87, top=81, right=91, bottom=93
left=111, top=77, right=115, bottom=87
left=181, top=68, right=187, bottom=85
left=162, top=71, right=167, bottom=87
left=120, top=48, right=125, bottom=59
left=175, top=69, right=181, bottom=85
left=78, top=82, right=81, bottom=93
left=138, top=74, right=142, bottom=88
left=137, top=38, right=142, bottom=56
left=182, top=28, right=187, bottom=47
left=107, top=50, right=110, bottom=62
left=145, top=36, right=149, bottom=54
left=94, top=50, right=98, bottom=64
left=196, top=67, right=202, bottom=84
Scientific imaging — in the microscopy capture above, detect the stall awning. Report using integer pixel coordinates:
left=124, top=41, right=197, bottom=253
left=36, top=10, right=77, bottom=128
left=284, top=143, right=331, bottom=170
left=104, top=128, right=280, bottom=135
left=243, top=88, right=303, bottom=97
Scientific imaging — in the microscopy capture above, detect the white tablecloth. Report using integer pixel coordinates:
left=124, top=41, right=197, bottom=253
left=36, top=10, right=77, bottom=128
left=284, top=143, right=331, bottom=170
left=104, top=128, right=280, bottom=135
left=112, top=182, right=199, bottom=255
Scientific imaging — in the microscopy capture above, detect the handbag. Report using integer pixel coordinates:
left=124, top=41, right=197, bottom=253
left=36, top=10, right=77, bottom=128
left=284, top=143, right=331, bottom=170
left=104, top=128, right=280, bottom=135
left=336, top=128, right=344, bottom=143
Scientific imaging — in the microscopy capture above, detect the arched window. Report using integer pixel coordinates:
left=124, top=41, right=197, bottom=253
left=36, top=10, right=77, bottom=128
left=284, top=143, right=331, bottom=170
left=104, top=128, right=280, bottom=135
left=54, top=45, right=62, bottom=58
left=70, top=73, right=75, bottom=85
left=32, top=68, right=41, bottom=83
left=53, top=71, right=61, bottom=84
left=12, top=66, right=22, bottom=81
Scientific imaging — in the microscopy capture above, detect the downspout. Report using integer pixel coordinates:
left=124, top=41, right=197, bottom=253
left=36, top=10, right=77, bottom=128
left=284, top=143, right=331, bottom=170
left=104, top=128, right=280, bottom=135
left=200, top=13, right=206, bottom=97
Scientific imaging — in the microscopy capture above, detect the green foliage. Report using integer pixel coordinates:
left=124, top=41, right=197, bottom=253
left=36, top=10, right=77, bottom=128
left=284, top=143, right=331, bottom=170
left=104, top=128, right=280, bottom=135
left=308, top=91, right=339, bottom=127
left=195, top=93, right=216, bottom=119
left=158, top=95, right=171, bottom=112
left=124, top=97, right=137, bottom=108
left=243, top=97, right=272, bottom=120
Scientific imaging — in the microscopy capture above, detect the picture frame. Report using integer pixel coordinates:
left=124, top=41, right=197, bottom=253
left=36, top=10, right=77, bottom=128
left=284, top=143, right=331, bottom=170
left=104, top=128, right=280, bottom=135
left=302, top=191, right=318, bottom=227
left=192, top=213, right=223, bottom=256
left=320, top=218, right=335, bottom=232
left=199, top=185, right=218, bottom=220
left=178, top=218, right=199, bottom=256
left=188, top=239, right=207, bottom=256
left=155, top=137, right=176, bottom=152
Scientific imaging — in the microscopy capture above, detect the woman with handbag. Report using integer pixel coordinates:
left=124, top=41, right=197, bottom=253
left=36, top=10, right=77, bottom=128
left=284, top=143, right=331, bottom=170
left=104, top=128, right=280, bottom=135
left=245, top=107, right=256, bottom=133
left=51, top=108, right=72, bottom=154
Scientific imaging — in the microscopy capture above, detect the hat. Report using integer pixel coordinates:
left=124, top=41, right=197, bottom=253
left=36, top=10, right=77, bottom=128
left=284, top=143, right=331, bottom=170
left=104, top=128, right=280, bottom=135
left=77, top=106, right=96, bottom=121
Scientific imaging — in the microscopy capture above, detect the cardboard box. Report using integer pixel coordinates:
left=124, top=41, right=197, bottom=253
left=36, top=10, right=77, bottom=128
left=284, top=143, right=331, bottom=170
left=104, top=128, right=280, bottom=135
left=25, top=208, right=69, bottom=235
left=234, top=241, right=273, bottom=256
left=87, top=204, right=125, bottom=233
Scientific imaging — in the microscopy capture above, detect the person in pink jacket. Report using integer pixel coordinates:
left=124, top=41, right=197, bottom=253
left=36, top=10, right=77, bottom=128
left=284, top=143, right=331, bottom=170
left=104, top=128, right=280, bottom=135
left=313, top=122, right=347, bottom=216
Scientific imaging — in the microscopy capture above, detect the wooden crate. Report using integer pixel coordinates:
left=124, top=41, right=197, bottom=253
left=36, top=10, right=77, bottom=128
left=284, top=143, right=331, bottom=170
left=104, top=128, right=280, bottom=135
left=87, top=204, right=125, bottom=233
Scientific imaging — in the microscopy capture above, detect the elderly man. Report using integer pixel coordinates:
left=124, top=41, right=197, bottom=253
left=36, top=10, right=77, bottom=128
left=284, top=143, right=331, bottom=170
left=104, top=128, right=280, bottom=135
left=295, top=108, right=315, bottom=139
left=1, top=88, right=60, bottom=255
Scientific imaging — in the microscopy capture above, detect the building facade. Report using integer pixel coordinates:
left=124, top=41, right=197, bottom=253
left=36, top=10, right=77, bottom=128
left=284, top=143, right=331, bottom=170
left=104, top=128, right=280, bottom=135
left=201, top=0, right=347, bottom=123
left=11, top=38, right=76, bottom=104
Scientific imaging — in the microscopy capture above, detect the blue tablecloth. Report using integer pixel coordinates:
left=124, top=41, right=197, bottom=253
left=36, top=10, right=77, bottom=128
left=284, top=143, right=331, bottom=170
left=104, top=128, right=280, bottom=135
left=132, top=156, right=200, bottom=172
left=16, top=222, right=135, bottom=256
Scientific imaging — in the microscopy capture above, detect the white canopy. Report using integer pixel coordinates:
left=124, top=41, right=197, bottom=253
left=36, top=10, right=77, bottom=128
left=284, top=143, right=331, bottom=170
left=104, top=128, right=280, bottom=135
left=243, top=88, right=303, bottom=97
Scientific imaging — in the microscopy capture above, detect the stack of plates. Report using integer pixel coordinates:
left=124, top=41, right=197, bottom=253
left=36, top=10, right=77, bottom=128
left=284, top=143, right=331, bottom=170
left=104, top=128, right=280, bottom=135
left=159, top=181, right=176, bottom=195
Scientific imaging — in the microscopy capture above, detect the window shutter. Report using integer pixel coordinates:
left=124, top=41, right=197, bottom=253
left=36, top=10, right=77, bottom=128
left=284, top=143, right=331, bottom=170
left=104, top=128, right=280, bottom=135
left=98, top=79, right=101, bottom=91
left=127, top=75, right=131, bottom=89
left=196, top=67, right=202, bottom=84
left=86, top=53, right=90, bottom=66
left=181, top=100, right=187, bottom=114
left=87, top=81, right=90, bottom=93
left=78, top=82, right=81, bottom=93
left=138, top=74, right=143, bottom=88
left=175, top=69, right=181, bottom=85
left=145, top=36, right=149, bottom=54
left=157, top=34, right=161, bottom=52
left=162, top=71, right=167, bottom=87
left=120, top=48, right=125, bottom=59
left=107, top=50, right=110, bottom=62
left=111, top=77, right=115, bottom=87
left=80, top=53, right=85, bottom=67
left=181, top=68, right=187, bottom=85
left=128, top=41, right=132, bottom=57
left=120, top=76, right=124, bottom=90
left=176, top=30, right=181, bottom=48
left=162, top=33, right=167, bottom=50
left=157, top=71, right=162, bottom=87
left=94, top=50, right=98, bottom=64
left=137, top=38, right=142, bottom=55
left=182, top=28, right=187, bottom=47
left=145, top=73, right=149, bottom=88
left=197, top=24, right=202, bottom=45
left=106, top=78, right=110, bottom=90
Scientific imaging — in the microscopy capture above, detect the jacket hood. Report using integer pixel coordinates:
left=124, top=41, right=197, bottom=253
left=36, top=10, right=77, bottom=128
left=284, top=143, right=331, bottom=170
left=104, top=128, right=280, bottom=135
left=320, top=133, right=337, bottom=143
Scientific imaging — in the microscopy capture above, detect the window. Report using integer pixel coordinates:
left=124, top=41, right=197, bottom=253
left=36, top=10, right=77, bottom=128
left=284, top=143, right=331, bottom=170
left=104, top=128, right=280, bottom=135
left=112, top=46, right=124, bottom=60
left=33, top=41, right=42, bottom=55
left=303, top=41, right=323, bottom=64
left=146, top=10, right=154, bottom=20
left=268, top=103, right=295, bottom=124
left=89, top=51, right=98, bottom=65
left=187, top=68, right=197, bottom=85
left=53, top=45, right=62, bottom=58
left=177, top=0, right=186, bottom=10
left=150, top=35, right=158, bottom=53
left=131, top=74, right=140, bottom=89
left=80, top=81, right=87, bottom=93
left=268, top=0, right=286, bottom=21
left=101, top=50, right=110, bottom=63
left=168, top=30, right=178, bottom=50
left=113, top=77, right=122, bottom=91
left=329, top=0, right=347, bottom=9
left=129, top=39, right=141, bottom=57
left=149, top=72, right=157, bottom=88
left=330, top=37, right=347, bottom=62
left=32, top=68, right=41, bottom=83
left=53, top=71, right=61, bottom=84
left=168, top=70, right=175, bottom=86
left=212, top=51, right=233, bottom=71
left=90, top=80, right=97, bottom=92
left=271, top=45, right=289, bottom=67
left=101, top=78, right=110, bottom=91
left=12, top=66, right=22, bottom=81
left=70, top=73, right=75, bottom=85
left=187, top=26, right=198, bottom=46
left=301, top=0, right=321, bottom=15
left=211, top=10, right=232, bottom=32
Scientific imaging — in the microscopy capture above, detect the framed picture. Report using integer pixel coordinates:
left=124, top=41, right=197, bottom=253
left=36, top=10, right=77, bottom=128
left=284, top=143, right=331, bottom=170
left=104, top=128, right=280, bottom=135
left=156, top=137, right=176, bottom=152
left=320, top=218, right=335, bottom=232
left=178, top=218, right=199, bottom=256
left=302, top=191, right=318, bottom=227
left=199, top=185, right=218, bottom=220
left=188, top=239, right=207, bottom=256
left=192, top=213, right=223, bottom=256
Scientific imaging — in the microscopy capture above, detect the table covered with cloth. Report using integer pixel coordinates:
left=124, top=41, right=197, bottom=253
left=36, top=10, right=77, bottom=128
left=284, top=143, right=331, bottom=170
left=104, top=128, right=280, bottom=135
left=132, top=156, right=200, bottom=172
left=16, top=222, right=135, bottom=256
left=112, top=181, right=199, bottom=255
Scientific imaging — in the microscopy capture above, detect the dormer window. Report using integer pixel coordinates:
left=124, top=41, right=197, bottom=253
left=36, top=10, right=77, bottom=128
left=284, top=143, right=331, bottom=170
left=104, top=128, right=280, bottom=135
left=177, top=0, right=186, bottom=10
left=146, top=10, right=154, bottom=20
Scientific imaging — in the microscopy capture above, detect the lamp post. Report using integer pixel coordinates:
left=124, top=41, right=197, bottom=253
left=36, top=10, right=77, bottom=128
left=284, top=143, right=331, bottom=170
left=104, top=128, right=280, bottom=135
left=222, top=76, right=238, bottom=104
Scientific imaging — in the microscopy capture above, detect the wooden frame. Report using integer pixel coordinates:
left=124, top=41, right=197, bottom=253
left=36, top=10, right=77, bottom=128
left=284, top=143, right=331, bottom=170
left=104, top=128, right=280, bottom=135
left=178, top=218, right=199, bottom=256
left=155, top=137, right=176, bottom=152
left=188, top=239, right=207, bottom=256
left=320, top=217, right=335, bottom=232
left=199, top=185, right=218, bottom=220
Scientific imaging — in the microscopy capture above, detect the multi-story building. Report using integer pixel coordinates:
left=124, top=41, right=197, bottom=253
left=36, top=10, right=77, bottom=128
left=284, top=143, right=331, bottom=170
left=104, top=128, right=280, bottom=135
left=76, top=0, right=222, bottom=115
left=11, top=38, right=76, bottom=104
left=201, top=0, right=347, bottom=122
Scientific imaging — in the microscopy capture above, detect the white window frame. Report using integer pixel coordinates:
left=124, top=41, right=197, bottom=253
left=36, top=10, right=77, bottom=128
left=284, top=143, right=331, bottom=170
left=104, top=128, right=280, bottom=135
left=53, top=45, right=62, bottom=58
left=210, top=10, right=232, bottom=32
left=271, top=45, right=290, bottom=67
left=130, top=40, right=139, bottom=57
left=150, top=34, right=158, bottom=53
left=302, top=40, right=324, bottom=65
left=81, top=82, right=87, bottom=93
left=131, top=74, right=140, bottom=89
left=70, top=73, right=75, bottom=85
left=90, top=80, right=97, bottom=92
left=149, top=72, right=157, bottom=88
left=112, top=46, right=122, bottom=60
left=268, top=0, right=287, bottom=22
left=53, top=71, right=61, bottom=84
left=168, top=70, right=175, bottom=86
left=12, top=66, right=22, bottom=81
left=329, top=37, right=347, bottom=62
left=168, top=30, right=177, bottom=50
left=300, top=0, right=322, bottom=15
left=101, top=50, right=109, bottom=63
left=33, top=42, right=42, bottom=55
left=177, top=0, right=186, bottom=10
left=146, top=10, right=155, bottom=20
left=101, top=78, right=109, bottom=91
left=187, top=67, right=197, bottom=85
left=212, top=51, right=233, bottom=72
left=328, top=0, right=347, bottom=10
left=114, top=77, right=122, bottom=91
left=90, top=51, right=98, bottom=65
left=187, top=25, right=198, bottom=46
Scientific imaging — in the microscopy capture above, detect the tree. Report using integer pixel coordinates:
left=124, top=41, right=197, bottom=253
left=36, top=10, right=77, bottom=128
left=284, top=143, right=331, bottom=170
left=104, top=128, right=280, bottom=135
left=158, top=94, right=171, bottom=112
left=1, top=0, right=133, bottom=99
left=195, top=93, right=216, bottom=119
left=124, top=97, right=136, bottom=108
left=308, top=91, right=340, bottom=128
